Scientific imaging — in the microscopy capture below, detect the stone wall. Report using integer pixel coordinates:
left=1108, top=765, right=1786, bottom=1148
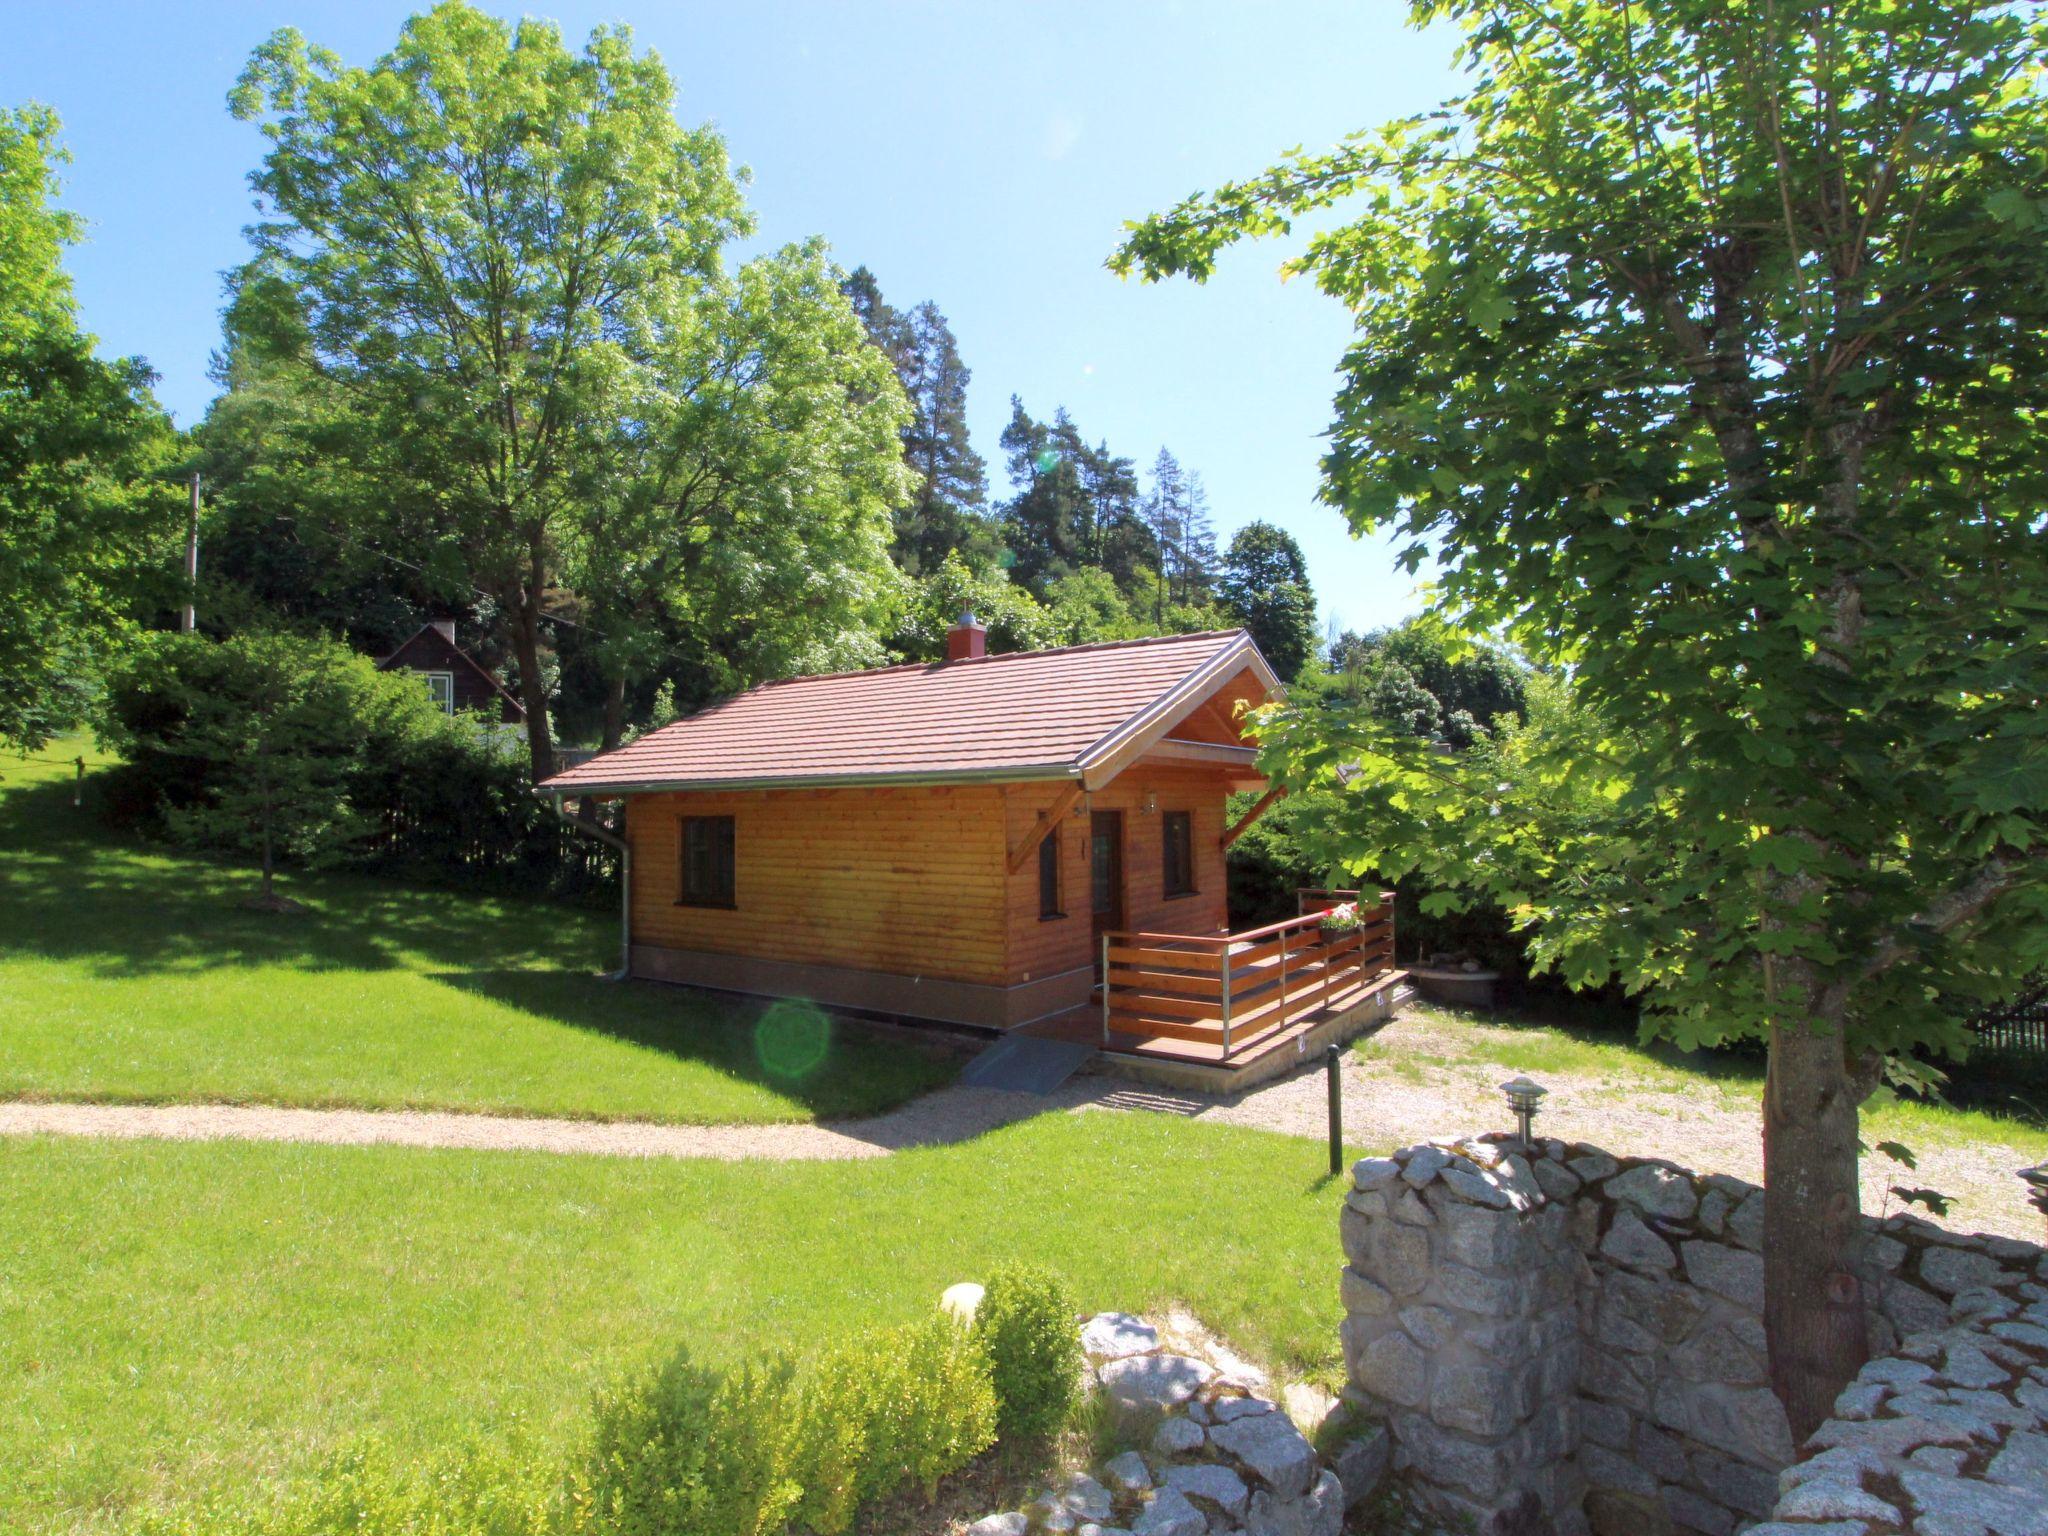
left=1749, top=1286, right=2048, bottom=1535
left=1339, top=1133, right=2048, bottom=1535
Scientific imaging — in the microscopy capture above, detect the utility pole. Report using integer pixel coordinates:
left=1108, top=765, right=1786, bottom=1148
left=182, top=473, right=200, bottom=632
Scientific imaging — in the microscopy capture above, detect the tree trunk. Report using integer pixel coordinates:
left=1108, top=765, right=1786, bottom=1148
left=509, top=601, right=555, bottom=782
left=602, top=671, right=627, bottom=753
left=1763, top=1011, right=1870, bottom=1441
left=259, top=751, right=274, bottom=902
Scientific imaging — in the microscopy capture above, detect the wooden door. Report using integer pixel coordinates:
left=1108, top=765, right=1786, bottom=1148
left=1090, top=810, right=1125, bottom=965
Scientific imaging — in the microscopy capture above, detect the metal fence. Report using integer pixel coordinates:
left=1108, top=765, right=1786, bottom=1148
left=1973, top=975, right=2048, bottom=1057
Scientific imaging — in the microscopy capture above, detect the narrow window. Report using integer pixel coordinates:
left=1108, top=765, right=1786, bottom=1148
left=1162, top=811, right=1196, bottom=898
left=1038, top=828, right=1064, bottom=919
left=679, top=815, right=736, bottom=907
left=424, top=672, right=456, bottom=715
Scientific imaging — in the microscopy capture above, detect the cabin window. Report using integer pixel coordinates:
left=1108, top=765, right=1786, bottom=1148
left=679, top=815, right=736, bottom=907
left=1038, top=829, right=1064, bottom=919
left=1162, top=811, right=1196, bottom=898
left=423, top=671, right=456, bottom=715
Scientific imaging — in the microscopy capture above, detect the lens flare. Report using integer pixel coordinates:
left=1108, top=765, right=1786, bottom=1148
left=1033, top=447, right=1061, bottom=475
left=755, top=999, right=832, bottom=1081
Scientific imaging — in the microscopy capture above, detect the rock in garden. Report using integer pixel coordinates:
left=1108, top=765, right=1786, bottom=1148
left=1103, top=1450, right=1152, bottom=1494
left=1352, top=1155, right=1402, bottom=1191
left=1401, top=1146, right=1450, bottom=1186
left=1243, top=1469, right=1346, bottom=1536
left=1920, top=1244, right=2010, bottom=1298
left=1606, top=1163, right=1699, bottom=1222
left=1082, top=1311, right=1161, bottom=1360
left=964, top=1513, right=1028, bottom=1536
left=1682, top=1241, right=1765, bottom=1311
left=941, top=1281, right=985, bottom=1321
left=1771, top=1476, right=1901, bottom=1524
left=1100, top=1353, right=1214, bottom=1412
left=1152, top=1415, right=1205, bottom=1456
left=1328, top=1426, right=1390, bottom=1507
left=1900, top=1466, right=2048, bottom=1534
left=1161, top=1462, right=1249, bottom=1519
left=1212, top=1395, right=1279, bottom=1424
left=1037, top=1473, right=1114, bottom=1525
left=1209, top=1408, right=1319, bottom=1499
left=1986, top=1429, right=2048, bottom=1492
left=1131, top=1488, right=1207, bottom=1536
left=1442, top=1166, right=1513, bottom=1208
left=1600, top=1210, right=1677, bottom=1274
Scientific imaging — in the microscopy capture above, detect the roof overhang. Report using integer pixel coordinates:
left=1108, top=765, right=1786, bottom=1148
left=536, top=761, right=1082, bottom=799
left=1076, top=633, right=1280, bottom=791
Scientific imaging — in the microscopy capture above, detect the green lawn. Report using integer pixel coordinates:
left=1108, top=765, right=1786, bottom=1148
left=0, top=743, right=955, bottom=1124
left=0, top=1114, right=1360, bottom=1533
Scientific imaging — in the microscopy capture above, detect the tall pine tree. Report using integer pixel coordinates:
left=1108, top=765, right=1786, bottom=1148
left=839, top=266, right=992, bottom=574
left=999, top=398, right=1149, bottom=598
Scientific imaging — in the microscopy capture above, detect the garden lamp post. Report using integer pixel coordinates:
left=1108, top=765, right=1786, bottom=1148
left=1501, top=1076, right=1547, bottom=1151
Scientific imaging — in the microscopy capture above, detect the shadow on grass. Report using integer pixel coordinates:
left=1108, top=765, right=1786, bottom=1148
left=0, top=768, right=601, bottom=979
left=431, top=969, right=963, bottom=1120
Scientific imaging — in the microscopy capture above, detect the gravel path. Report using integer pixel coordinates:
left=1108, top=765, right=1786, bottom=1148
left=5, top=1007, right=2039, bottom=1242
left=1108, top=1009, right=2045, bottom=1243
left=0, top=1087, right=1057, bottom=1162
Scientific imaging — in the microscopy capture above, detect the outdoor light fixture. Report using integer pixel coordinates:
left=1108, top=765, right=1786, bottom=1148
left=1142, top=791, right=1158, bottom=814
left=2021, top=1160, right=2048, bottom=1227
left=1501, top=1076, right=1547, bottom=1149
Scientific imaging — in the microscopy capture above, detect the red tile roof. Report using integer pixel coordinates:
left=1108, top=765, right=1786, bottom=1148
left=539, top=630, right=1273, bottom=794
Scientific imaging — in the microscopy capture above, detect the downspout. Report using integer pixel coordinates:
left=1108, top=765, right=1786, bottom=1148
left=550, top=793, right=631, bottom=981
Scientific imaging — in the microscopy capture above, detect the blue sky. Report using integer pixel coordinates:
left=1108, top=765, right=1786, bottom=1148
left=2, top=1, right=1459, bottom=636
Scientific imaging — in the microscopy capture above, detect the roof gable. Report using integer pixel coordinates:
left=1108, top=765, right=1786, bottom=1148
left=378, top=626, right=526, bottom=721
left=540, top=630, right=1277, bottom=796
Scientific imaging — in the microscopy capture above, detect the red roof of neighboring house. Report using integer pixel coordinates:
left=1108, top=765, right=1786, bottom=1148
left=539, top=630, right=1277, bottom=795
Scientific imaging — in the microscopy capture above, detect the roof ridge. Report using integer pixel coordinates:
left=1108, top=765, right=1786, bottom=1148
left=751, top=627, right=1243, bottom=689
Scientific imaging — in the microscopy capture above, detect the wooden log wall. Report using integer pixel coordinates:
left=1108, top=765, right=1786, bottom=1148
left=626, top=784, right=1009, bottom=986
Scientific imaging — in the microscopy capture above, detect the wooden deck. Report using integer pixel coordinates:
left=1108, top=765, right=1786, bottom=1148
left=1021, top=890, right=1408, bottom=1089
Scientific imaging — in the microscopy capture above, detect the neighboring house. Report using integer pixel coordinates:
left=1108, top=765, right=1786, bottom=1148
left=540, top=615, right=1401, bottom=1078
left=376, top=620, right=526, bottom=726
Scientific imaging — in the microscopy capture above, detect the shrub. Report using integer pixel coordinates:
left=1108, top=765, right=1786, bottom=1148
left=570, top=1315, right=994, bottom=1536
left=971, top=1264, right=1082, bottom=1442
left=97, top=629, right=615, bottom=903
left=571, top=1349, right=798, bottom=1536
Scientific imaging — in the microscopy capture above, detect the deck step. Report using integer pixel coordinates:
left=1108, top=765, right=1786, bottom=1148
left=956, top=1034, right=1095, bottom=1095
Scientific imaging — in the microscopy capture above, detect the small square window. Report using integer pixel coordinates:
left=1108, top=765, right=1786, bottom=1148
left=1038, top=829, right=1064, bottom=919
left=1162, top=811, right=1196, bottom=898
left=679, top=815, right=736, bottom=907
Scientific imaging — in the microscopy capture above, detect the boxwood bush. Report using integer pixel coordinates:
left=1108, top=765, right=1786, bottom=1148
left=569, top=1313, right=995, bottom=1536
left=971, top=1263, right=1083, bottom=1442
left=128, top=1313, right=998, bottom=1536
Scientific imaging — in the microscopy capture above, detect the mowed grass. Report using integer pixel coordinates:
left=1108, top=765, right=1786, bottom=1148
left=0, top=1112, right=1361, bottom=1533
left=0, top=742, right=954, bottom=1124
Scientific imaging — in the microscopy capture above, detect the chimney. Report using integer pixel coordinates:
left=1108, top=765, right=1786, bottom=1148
left=429, top=617, right=457, bottom=646
left=945, top=608, right=987, bottom=663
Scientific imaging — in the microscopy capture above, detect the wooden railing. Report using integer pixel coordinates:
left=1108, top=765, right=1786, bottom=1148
left=1100, top=889, right=1396, bottom=1056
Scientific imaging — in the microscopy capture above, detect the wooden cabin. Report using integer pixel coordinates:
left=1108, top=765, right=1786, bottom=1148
left=378, top=620, right=526, bottom=725
left=540, top=617, right=1398, bottom=1071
